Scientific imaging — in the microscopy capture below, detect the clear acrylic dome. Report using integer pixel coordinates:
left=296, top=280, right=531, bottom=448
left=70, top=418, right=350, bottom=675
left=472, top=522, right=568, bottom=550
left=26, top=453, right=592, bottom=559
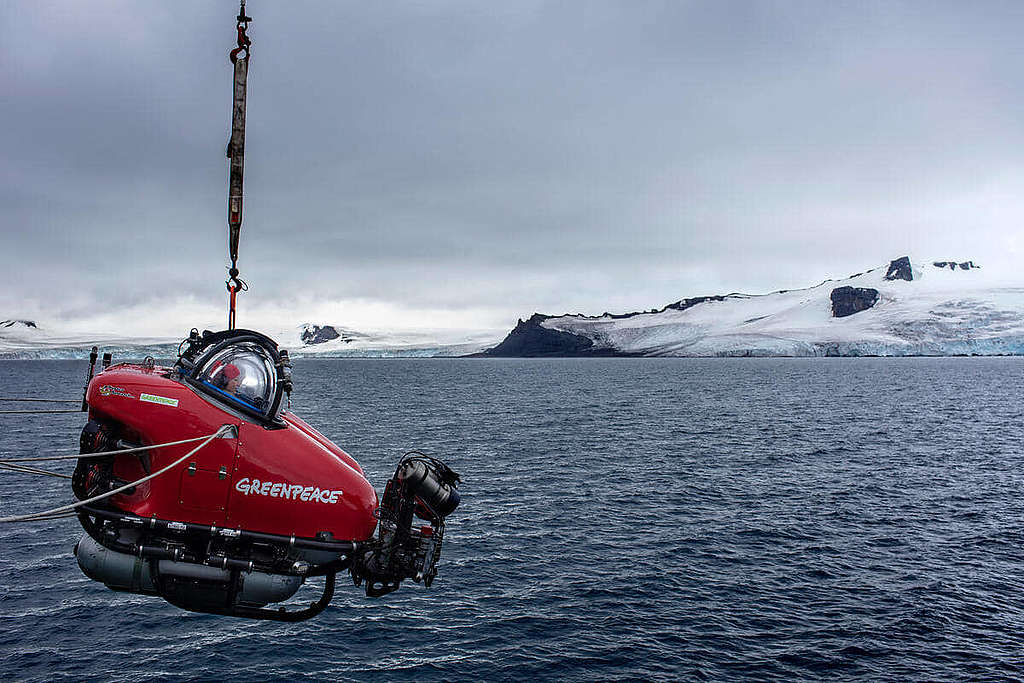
left=197, top=342, right=278, bottom=415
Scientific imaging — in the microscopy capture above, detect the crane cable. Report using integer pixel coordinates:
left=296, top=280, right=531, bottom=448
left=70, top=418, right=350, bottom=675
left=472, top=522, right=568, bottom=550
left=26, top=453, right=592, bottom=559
left=226, top=0, right=252, bottom=330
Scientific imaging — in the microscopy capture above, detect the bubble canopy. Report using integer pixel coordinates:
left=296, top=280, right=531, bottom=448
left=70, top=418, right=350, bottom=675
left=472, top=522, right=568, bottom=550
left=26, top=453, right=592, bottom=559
left=176, top=329, right=289, bottom=424
left=199, top=343, right=276, bottom=411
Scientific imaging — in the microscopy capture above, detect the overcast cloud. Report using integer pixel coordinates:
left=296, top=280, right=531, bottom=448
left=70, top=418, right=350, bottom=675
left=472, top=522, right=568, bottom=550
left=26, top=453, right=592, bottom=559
left=3, top=1, right=1023, bottom=336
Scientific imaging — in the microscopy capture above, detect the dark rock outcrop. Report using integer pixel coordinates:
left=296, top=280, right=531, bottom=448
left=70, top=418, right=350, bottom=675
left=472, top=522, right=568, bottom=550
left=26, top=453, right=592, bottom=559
left=933, top=261, right=979, bottom=271
left=666, top=295, right=727, bottom=312
left=301, top=324, right=341, bottom=345
left=0, top=320, right=37, bottom=328
left=483, top=313, right=623, bottom=357
left=831, top=287, right=879, bottom=318
left=884, top=256, right=913, bottom=281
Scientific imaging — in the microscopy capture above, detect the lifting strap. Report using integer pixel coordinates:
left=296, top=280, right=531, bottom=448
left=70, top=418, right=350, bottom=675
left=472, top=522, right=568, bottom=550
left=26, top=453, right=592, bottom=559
left=226, top=1, right=251, bottom=329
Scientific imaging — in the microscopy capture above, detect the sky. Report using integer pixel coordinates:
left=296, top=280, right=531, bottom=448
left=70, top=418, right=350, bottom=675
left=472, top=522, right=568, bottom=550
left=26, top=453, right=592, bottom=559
left=3, top=1, right=1023, bottom=338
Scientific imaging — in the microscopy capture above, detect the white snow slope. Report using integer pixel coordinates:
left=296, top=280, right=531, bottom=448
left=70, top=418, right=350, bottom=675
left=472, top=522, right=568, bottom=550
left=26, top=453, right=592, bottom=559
left=539, top=258, right=1024, bottom=356
left=269, top=324, right=502, bottom=358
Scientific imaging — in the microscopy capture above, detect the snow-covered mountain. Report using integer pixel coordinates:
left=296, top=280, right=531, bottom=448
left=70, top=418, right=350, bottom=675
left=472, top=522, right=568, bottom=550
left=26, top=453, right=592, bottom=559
left=484, top=257, right=1024, bottom=357
left=0, top=320, right=500, bottom=359
left=7, top=256, right=1021, bottom=359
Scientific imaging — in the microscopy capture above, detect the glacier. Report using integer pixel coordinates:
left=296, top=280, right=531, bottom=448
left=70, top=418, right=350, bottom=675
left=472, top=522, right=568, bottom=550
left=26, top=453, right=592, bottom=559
left=0, top=320, right=501, bottom=360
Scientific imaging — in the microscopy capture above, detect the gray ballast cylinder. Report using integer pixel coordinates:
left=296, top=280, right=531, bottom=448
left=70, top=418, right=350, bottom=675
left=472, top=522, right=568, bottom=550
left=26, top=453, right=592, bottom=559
left=75, top=534, right=157, bottom=594
left=75, top=534, right=303, bottom=607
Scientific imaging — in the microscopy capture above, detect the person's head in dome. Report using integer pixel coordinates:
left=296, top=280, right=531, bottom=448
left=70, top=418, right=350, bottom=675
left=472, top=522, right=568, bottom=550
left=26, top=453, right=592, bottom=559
left=220, top=363, right=241, bottom=393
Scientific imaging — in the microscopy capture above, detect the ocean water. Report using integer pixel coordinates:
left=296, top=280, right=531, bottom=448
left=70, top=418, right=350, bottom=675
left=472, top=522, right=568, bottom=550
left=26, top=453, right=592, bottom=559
left=1, top=357, right=1024, bottom=681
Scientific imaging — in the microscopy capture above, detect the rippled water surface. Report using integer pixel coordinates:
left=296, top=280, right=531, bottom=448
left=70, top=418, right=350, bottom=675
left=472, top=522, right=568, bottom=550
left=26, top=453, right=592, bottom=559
left=2, top=357, right=1024, bottom=681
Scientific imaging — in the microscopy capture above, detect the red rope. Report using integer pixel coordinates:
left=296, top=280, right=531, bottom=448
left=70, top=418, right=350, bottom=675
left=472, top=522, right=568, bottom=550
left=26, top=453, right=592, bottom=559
left=228, top=283, right=238, bottom=330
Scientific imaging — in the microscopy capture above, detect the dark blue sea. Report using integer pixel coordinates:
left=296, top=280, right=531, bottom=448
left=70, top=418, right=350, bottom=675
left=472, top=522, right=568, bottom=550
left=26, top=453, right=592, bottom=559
left=2, top=357, right=1024, bottom=681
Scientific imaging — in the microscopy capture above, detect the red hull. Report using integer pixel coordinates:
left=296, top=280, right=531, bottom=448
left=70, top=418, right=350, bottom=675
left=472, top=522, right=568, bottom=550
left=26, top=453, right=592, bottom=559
left=86, top=363, right=378, bottom=541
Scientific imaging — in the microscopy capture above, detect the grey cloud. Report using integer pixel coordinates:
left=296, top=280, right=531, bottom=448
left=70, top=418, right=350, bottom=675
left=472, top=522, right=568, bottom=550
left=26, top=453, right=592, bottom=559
left=3, top=1, right=1023, bottom=330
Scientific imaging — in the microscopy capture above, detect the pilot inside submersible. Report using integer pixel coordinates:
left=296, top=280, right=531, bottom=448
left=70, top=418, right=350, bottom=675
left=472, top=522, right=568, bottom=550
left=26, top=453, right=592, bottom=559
left=199, top=346, right=275, bottom=412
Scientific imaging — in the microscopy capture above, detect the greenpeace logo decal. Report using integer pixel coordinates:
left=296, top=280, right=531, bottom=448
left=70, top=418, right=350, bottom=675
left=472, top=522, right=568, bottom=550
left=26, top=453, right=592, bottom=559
left=99, top=385, right=135, bottom=399
left=140, top=393, right=178, bottom=407
left=234, top=477, right=343, bottom=504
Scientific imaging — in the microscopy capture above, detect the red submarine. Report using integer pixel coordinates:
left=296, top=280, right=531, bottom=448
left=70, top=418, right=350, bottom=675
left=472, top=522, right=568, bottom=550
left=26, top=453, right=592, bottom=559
left=74, top=328, right=460, bottom=621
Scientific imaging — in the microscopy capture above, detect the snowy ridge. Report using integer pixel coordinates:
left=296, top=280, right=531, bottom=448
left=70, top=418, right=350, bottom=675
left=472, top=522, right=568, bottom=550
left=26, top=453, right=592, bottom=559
left=491, top=257, right=1024, bottom=357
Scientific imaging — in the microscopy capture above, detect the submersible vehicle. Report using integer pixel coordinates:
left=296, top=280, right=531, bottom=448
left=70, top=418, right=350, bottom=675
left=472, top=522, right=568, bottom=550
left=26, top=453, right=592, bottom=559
left=73, top=328, right=460, bottom=620
left=0, top=7, right=465, bottom=622
left=62, top=3, right=462, bottom=620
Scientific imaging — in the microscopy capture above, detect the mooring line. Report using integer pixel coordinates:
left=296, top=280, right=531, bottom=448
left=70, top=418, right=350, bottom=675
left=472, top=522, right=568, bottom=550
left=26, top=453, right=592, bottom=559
left=0, top=397, right=80, bottom=403
left=0, top=462, right=71, bottom=479
left=0, top=425, right=233, bottom=523
left=0, top=432, right=227, bottom=463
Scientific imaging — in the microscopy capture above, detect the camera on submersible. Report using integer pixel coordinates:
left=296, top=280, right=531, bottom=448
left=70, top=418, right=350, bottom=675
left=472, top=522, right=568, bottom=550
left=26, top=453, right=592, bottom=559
left=352, top=453, right=461, bottom=597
